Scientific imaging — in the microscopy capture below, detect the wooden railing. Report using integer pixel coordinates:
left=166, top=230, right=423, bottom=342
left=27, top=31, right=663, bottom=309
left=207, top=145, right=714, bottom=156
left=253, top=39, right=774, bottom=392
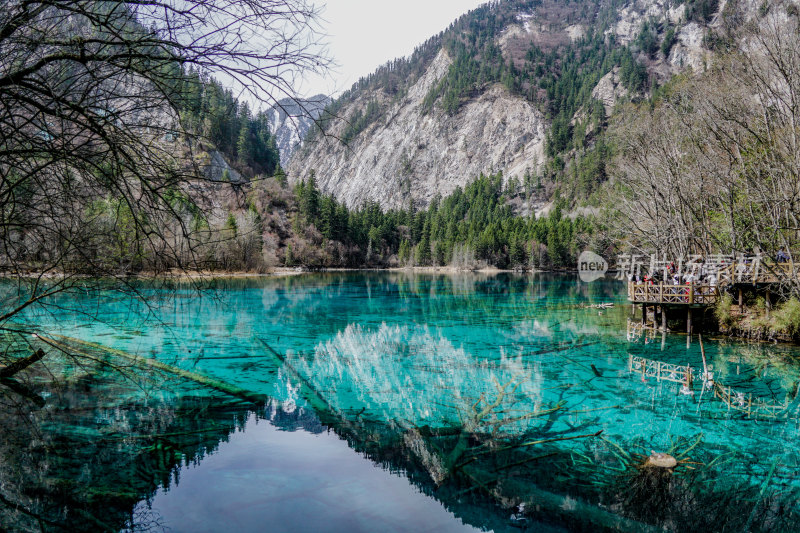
left=627, top=282, right=718, bottom=305
left=712, top=382, right=789, bottom=418
left=715, top=261, right=799, bottom=284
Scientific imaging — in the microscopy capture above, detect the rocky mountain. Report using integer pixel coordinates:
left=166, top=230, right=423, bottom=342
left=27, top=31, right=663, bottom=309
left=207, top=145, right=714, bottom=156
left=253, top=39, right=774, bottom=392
left=293, top=49, right=548, bottom=210
left=288, top=0, right=736, bottom=210
left=267, top=95, right=330, bottom=166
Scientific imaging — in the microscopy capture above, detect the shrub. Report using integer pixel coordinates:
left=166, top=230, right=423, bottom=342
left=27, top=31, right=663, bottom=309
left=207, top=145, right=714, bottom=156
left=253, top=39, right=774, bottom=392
left=714, top=292, right=734, bottom=328
left=771, top=298, right=800, bottom=336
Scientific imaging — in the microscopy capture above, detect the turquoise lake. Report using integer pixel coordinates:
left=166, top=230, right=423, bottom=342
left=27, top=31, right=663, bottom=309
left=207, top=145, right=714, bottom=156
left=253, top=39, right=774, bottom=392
left=3, top=272, right=800, bottom=531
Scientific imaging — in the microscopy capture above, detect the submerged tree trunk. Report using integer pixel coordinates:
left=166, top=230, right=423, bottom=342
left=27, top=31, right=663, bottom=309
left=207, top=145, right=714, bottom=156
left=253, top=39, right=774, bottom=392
left=0, top=349, right=45, bottom=379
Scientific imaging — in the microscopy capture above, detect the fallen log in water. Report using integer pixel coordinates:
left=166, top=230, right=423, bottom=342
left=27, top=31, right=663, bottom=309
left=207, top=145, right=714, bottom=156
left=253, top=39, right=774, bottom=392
left=0, top=376, right=46, bottom=407
left=256, top=337, right=346, bottom=426
left=586, top=303, right=615, bottom=309
left=41, top=335, right=267, bottom=405
left=464, top=430, right=604, bottom=461
left=0, top=349, right=45, bottom=379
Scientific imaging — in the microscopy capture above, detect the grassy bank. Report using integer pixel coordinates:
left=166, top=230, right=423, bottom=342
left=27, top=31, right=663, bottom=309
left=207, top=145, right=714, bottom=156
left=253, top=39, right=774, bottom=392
left=715, top=291, right=800, bottom=343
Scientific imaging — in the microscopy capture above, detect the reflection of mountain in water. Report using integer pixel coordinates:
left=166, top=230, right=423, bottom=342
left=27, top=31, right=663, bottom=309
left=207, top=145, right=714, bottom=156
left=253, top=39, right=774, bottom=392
left=291, top=322, right=547, bottom=432
left=0, top=355, right=328, bottom=533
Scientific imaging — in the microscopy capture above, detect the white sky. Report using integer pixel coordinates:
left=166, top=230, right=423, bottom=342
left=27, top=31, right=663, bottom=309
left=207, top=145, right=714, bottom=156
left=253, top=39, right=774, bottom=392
left=298, top=0, right=487, bottom=98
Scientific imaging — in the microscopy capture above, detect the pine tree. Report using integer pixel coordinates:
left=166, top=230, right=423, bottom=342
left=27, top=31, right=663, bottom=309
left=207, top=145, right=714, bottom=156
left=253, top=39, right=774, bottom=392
left=398, top=239, right=411, bottom=263
left=302, top=172, right=320, bottom=221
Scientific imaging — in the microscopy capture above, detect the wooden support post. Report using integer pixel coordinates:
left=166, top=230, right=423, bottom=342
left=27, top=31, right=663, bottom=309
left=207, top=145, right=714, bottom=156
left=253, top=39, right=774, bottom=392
left=687, top=307, right=693, bottom=336
left=642, top=303, right=646, bottom=325
left=766, top=288, right=771, bottom=318
left=699, top=334, right=709, bottom=382
left=661, top=306, right=668, bottom=331
left=738, top=288, right=743, bottom=314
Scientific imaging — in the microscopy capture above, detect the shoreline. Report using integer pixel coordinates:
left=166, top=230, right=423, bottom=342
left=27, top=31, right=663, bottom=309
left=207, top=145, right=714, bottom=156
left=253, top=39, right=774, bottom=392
left=127, top=266, right=564, bottom=280
left=2, top=265, right=587, bottom=280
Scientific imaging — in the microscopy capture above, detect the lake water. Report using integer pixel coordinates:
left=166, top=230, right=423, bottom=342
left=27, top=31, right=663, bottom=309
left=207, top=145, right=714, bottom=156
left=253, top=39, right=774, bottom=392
left=3, top=273, right=800, bottom=531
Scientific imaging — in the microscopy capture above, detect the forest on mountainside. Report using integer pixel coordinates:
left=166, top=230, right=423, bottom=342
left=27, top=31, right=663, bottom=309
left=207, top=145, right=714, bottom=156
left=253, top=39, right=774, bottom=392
left=285, top=172, right=594, bottom=269
left=299, top=0, right=697, bottom=213
left=174, top=170, right=596, bottom=272
left=176, top=71, right=280, bottom=178
left=5, top=0, right=797, bottom=279
left=608, top=2, right=800, bottom=289
left=0, top=0, right=297, bottom=282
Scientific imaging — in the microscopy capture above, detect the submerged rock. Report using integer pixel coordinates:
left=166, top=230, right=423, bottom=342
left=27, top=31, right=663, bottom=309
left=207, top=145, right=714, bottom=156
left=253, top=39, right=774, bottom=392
left=645, top=451, right=677, bottom=469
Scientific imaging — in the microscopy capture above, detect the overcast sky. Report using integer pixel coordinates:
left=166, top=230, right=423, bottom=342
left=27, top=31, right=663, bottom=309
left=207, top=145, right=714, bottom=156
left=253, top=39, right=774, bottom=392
left=298, top=0, right=487, bottom=98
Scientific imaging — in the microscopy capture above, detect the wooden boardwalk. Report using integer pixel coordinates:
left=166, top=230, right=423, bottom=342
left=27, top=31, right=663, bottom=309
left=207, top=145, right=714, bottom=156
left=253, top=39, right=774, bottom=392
left=716, top=260, right=798, bottom=285
left=627, top=260, right=799, bottom=307
left=628, top=282, right=718, bottom=306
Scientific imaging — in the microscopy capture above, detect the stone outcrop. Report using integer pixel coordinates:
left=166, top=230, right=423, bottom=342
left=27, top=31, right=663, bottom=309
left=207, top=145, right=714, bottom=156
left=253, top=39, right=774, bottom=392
left=591, top=67, right=629, bottom=117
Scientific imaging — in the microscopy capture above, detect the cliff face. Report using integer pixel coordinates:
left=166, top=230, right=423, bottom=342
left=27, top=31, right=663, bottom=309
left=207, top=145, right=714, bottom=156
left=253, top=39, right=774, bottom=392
left=287, top=0, right=742, bottom=210
left=290, top=50, right=547, bottom=210
left=267, top=95, right=330, bottom=167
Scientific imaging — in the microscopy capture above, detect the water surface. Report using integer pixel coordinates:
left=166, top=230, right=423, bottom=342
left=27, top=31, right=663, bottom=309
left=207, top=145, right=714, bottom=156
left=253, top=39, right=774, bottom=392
left=3, top=273, right=800, bottom=531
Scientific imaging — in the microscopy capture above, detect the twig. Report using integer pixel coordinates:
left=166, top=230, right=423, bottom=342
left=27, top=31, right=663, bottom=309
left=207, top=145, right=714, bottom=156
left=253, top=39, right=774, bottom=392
left=492, top=452, right=558, bottom=473
left=463, top=430, right=604, bottom=461
left=0, top=376, right=46, bottom=407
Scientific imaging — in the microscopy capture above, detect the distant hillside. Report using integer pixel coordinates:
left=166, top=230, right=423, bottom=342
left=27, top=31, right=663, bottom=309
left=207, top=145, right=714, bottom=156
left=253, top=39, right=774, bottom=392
left=288, top=0, right=729, bottom=210
left=267, top=95, right=330, bottom=166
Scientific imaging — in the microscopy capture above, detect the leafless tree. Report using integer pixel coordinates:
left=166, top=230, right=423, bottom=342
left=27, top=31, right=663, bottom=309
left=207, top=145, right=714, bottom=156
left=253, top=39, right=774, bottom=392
left=611, top=1, right=800, bottom=292
left=0, top=1, right=329, bottom=363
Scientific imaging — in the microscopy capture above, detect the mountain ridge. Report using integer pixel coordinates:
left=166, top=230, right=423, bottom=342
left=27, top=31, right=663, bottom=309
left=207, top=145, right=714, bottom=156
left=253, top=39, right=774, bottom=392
left=287, top=0, right=730, bottom=209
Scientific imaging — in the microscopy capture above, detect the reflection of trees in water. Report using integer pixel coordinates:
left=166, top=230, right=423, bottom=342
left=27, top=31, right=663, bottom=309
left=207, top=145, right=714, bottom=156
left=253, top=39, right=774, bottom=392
left=282, top=323, right=654, bottom=529
left=13, top=274, right=790, bottom=530
left=0, top=351, right=254, bottom=532
left=255, top=273, right=627, bottom=343
left=295, top=378, right=800, bottom=532
left=707, top=340, right=800, bottom=401
left=18, top=274, right=627, bottom=372
left=619, top=338, right=800, bottom=530
left=2, top=339, right=797, bottom=531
